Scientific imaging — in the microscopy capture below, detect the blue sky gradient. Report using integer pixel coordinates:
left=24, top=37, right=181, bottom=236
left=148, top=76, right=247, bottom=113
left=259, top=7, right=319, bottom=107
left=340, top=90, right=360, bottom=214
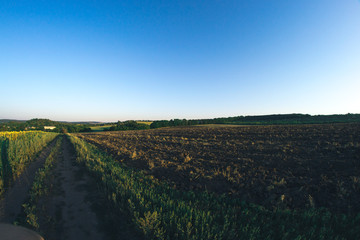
left=1, top=0, right=359, bottom=121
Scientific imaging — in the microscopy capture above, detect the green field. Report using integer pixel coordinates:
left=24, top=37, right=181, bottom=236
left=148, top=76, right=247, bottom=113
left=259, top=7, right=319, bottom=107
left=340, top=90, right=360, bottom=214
left=0, top=131, right=58, bottom=195
left=136, top=121, right=153, bottom=125
left=89, top=125, right=114, bottom=132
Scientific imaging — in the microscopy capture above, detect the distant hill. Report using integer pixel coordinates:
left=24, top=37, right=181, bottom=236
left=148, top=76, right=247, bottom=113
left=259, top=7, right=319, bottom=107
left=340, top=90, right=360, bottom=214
left=0, top=119, right=27, bottom=123
left=0, top=118, right=92, bottom=132
left=66, top=121, right=104, bottom=125
left=150, top=113, right=360, bottom=128
left=25, top=118, right=58, bottom=127
left=0, top=119, right=103, bottom=124
left=2, top=114, right=359, bottom=131
left=213, top=113, right=360, bottom=125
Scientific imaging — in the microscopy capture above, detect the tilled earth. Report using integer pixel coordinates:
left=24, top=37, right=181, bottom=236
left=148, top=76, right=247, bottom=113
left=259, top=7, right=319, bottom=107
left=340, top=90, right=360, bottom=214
left=77, top=123, right=360, bottom=214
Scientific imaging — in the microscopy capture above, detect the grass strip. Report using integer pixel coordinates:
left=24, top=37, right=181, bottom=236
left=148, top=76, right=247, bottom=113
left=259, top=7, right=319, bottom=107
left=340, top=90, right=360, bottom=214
left=21, top=136, right=63, bottom=231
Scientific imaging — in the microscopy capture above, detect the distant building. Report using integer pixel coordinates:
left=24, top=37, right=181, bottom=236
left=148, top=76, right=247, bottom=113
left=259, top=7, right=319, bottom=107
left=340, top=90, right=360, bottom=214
left=44, top=126, right=56, bottom=130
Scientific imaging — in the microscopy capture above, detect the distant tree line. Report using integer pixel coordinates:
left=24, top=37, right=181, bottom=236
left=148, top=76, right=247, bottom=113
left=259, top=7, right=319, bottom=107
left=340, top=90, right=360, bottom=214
left=108, top=121, right=150, bottom=131
left=1, top=114, right=359, bottom=132
left=150, top=119, right=197, bottom=129
left=150, top=114, right=360, bottom=129
left=0, top=119, right=91, bottom=133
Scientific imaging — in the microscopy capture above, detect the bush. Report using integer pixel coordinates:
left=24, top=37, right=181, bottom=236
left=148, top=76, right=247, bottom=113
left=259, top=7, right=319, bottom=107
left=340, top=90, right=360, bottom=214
left=109, top=121, right=150, bottom=131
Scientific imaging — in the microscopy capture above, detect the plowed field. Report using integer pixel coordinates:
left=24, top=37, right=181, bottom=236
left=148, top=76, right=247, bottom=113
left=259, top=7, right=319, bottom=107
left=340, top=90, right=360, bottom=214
left=77, top=123, right=360, bottom=213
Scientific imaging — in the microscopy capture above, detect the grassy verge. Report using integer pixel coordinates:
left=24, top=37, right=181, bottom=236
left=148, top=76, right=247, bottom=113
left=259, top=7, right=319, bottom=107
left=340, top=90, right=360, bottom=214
left=21, top=136, right=63, bottom=231
left=68, top=134, right=360, bottom=240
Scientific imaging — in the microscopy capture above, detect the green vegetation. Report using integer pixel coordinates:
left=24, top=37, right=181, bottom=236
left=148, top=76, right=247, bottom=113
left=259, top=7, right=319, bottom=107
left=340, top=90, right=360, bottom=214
left=0, top=118, right=92, bottom=133
left=0, top=131, right=58, bottom=195
left=21, top=137, right=62, bottom=231
left=90, top=124, right=115, bottom=132
left=150, top=113, right=360, bottom=129
left=108, top=121, right=150, bottom=131
left=150, top=119, right=192, bottom=129
left=69, top=134, right=360, bottom=240
left=91, top=121, right=152, bottom=132
left=0, top=118, right=151, bottom=133
left=137, top=121, right=153, bottom=125
left=3, top=114, right=359, bottom=132
left=216, top=113, right=360, bottom=125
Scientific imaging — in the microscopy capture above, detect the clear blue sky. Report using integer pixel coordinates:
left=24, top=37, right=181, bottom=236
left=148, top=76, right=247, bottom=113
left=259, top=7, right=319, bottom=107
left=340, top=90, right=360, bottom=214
left=1, top=0, right=359, bottom=122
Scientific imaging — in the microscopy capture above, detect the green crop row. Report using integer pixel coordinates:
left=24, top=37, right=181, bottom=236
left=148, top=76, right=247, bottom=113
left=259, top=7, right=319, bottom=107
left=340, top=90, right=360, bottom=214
left=68, top=135, right=360, bottom=240
left=22, top=136, right=63, bottom=231
left=0, top=131, right=59, bottom=195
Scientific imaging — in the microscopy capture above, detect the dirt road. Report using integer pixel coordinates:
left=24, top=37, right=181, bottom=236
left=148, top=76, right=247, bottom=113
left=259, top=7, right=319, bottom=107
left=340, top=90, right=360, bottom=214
left=41, top=136, right=104, bottom=240
left=1, top=136, right=140, bottom=240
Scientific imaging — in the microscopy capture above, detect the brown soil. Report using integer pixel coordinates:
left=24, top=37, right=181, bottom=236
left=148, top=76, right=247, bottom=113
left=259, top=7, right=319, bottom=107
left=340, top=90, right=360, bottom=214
left=77, top=123, right=360, bottom=214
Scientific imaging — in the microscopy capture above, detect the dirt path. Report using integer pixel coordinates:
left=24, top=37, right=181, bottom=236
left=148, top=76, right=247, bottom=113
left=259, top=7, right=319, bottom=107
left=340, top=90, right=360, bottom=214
left=0, top=135, right=140, bottom=240
left=41, top=136, right=104, bottom=240
left=42, top=136, right=140, bottom=240
left=0, top=137, right=59, bottom=223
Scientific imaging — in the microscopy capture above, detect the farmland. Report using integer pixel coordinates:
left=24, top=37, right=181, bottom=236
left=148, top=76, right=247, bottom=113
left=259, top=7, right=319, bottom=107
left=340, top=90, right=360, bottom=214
left=137, top=121, right=153, bottom=125
left=77, top=123, right=360, bottom=213
left=90, top=124, right=115, bottom=132
left=0, top=131, right=59, bottom=195
left=0, top=123, right=359, bottom=239
left=70, top=123, right=360, bottom=239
